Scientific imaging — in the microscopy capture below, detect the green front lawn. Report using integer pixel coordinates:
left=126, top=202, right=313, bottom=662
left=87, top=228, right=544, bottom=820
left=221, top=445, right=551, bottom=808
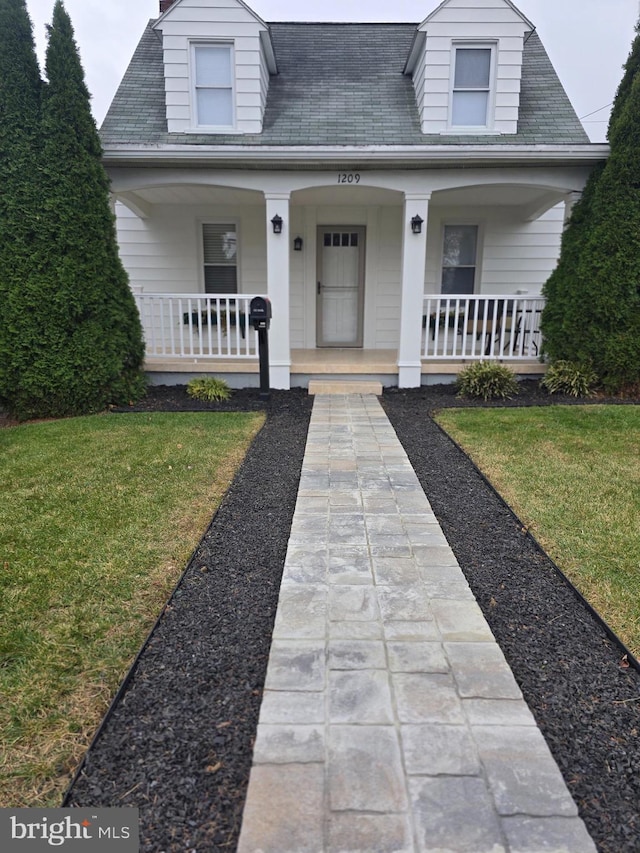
left=0, top=411, right=264, bottom=807
left=435, top=405, right=640, bottom=658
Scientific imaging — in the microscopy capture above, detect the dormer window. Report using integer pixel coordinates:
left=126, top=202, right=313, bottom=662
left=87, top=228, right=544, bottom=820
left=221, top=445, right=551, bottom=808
left=450, top=44, right=495, bottom=129
left=192, top=43, right=234, bottom=129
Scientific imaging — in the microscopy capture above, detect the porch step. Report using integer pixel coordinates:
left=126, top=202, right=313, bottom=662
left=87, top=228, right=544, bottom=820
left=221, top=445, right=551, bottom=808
left=308, top=380, right=383, bottom=396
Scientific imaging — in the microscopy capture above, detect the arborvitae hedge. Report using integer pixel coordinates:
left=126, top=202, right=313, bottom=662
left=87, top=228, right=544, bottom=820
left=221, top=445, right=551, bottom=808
left=540, top=167, right=602, bottom=364
left=1, top=0, right=145, bottom=420
left=608, top=21, right=640, bottom=136
left=0, top=0, right=43, bottom=406
left=541, top=23, right=640, bottom=392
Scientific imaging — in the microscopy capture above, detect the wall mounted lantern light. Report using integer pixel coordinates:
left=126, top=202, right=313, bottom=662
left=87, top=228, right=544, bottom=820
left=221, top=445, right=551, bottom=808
left=411, top=215, right=424, bottom=235
left=293, top=236, right=303, bottom=251
left=271, top=214, right=283, bottom=234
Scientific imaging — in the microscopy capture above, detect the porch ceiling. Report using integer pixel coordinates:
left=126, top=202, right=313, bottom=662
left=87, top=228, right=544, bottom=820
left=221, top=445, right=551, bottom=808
left=292, top=185, right=403, bottom=206
left=123, top=185, right=265, bottom=205
left=433, top=183, right=564, bottom=209
left=120, top=183, right=404, bottom=207
left=117, top=181, right=567, bottom=216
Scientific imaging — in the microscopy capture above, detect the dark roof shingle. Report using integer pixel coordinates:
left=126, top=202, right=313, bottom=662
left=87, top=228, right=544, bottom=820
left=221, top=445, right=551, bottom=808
left=100, top=21, right=589, bottom=147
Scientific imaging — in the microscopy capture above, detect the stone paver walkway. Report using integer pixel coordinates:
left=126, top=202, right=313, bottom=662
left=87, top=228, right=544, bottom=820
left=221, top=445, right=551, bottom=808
left=237, top=394, right=596, bottom=853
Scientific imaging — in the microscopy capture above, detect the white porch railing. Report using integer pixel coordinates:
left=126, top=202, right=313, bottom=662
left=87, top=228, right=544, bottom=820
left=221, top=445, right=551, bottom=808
left=133, top=292, right=545, bottom=366
left=422, top=295, right=545, bottom=360
left=134, top=294, right=260, bottom=359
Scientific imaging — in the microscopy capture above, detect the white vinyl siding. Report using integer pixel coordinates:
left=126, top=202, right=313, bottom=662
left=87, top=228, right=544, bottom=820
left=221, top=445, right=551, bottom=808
left=112, top=197, right=566, bottom=350
left=156, top=0, right=272, bottom=134
left=411, top=35, right=428, bottom=129
left=480, top=206, right=564, bottom=290
left=289, top=223, right=305, bottom=348
left=424, top=205, right=565, bottom=295
left=372, top=207, right=403, bottom=348
left=193, top=44, right=234, bottom=128
left=258, top=38, right=270, bottom=113
left=411, top=0, right=529, bottom=135
left=114, top=203, right=265, bottom=296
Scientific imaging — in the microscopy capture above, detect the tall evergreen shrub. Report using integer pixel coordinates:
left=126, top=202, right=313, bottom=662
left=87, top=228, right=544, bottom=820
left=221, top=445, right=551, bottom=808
left=0, top=0, right=43, bottom=406
left=541, top=22, right=640, bottom=392
left=540, top=167, right=602, bottom=363
left=2, top=0, right=145, bottom=419
left=607, top=20, right=640, bottom=135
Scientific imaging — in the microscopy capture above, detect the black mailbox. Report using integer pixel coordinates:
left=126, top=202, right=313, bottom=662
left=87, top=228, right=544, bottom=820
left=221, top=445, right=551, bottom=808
left=249, top=296, right=271, bottom=399
left=249, top=296, right=272, bottom=331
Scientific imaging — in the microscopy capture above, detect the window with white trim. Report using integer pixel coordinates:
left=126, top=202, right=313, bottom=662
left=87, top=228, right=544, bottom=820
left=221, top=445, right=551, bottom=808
left=203, top=224, right=237, bottom=294
left=441, top=225, right=478, bottom=294
left=451, top=45, right=494, bottom=128
left=192, top=44, right=234, bottom=128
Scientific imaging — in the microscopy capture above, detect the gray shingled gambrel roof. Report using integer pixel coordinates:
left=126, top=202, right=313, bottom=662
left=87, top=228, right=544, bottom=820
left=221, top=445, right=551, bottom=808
left=100, top=21, right=589, bottom=147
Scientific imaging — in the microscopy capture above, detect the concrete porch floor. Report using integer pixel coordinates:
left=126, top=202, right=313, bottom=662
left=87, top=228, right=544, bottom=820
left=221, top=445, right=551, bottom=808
left=291, top=348, right=399, bottom=375
left=237, top=394, right=594, bottom=853
left=292, top=348, right=545, bottom=380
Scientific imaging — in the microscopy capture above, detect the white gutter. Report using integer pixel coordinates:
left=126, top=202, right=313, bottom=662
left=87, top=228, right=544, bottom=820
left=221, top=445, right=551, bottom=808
left=102, top=143, right=609, bottom=167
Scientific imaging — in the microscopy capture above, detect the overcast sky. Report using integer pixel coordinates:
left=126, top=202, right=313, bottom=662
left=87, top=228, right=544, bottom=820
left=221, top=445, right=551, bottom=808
left=23, top=0, right=639, bottom=142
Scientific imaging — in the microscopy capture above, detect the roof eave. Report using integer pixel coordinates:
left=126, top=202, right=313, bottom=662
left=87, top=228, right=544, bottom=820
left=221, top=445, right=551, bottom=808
left=102, top=143, right=609, bottom=169
left=403, top=30, right=425, bottom=75
left=260, top=29, right=278, bottom=75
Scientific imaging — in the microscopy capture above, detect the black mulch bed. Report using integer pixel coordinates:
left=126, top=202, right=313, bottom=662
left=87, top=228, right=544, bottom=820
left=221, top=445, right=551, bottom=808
left=63, top=382, right=640, bottom=853
left=381, top=384, right=640, bottom=853
left=64, top=389, right=313, bottom=851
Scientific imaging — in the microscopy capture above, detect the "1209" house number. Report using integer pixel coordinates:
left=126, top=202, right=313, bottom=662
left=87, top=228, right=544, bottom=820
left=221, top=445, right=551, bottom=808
left=337, top=173, right=361, bottom=184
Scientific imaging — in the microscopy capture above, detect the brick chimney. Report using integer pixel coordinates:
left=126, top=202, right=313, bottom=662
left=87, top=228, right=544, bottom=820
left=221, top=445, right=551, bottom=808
left=159, top=0, right=178, bottom=12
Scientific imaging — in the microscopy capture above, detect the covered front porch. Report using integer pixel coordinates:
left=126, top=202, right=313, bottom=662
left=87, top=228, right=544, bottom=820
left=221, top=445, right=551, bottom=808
left=108, top=163, right=593, bottom=388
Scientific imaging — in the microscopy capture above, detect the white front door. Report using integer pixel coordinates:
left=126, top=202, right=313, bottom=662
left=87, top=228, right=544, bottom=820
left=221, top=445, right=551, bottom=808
left=317, top=227, right=365, bottom=347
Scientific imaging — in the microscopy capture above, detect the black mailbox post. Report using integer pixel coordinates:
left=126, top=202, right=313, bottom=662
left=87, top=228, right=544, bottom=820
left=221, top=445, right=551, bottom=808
left=249, top=296, right=272, bottom=399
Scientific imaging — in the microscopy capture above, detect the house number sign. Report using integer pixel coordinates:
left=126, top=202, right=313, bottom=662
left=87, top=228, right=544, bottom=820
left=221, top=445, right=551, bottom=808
left=337, top=173, right=361, bottom=184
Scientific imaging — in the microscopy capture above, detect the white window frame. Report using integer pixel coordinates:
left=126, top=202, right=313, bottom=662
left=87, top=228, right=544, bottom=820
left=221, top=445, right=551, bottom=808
left=199, top=220, right=241, bottom=294
left=440, top=223, right=483, bottom=295
left=190, top=42, right=236, bottom=131
left=448, top=42, right=496, bottom=131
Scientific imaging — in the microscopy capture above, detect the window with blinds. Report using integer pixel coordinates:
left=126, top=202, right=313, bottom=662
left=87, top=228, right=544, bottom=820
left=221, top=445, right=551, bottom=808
left=203, top=224, right=237, bottom=294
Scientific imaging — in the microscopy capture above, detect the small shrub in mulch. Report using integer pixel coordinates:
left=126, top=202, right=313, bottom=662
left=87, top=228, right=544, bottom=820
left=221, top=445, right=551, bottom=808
left=456, top=361, right=519, bottom=400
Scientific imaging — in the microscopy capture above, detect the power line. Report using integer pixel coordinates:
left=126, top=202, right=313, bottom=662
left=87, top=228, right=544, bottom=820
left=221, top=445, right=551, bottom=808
left=579, top=102, right=613, bottom=120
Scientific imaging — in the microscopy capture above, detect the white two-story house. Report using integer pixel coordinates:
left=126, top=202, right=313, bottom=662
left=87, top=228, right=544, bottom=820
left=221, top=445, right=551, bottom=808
left=102, top=0, right=607, bottom=389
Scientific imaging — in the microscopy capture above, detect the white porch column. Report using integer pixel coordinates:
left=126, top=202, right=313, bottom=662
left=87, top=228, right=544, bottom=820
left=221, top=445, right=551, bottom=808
left=264, top=192, right=291, bottom=390
left=398, top=193, right=431, bottom=389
